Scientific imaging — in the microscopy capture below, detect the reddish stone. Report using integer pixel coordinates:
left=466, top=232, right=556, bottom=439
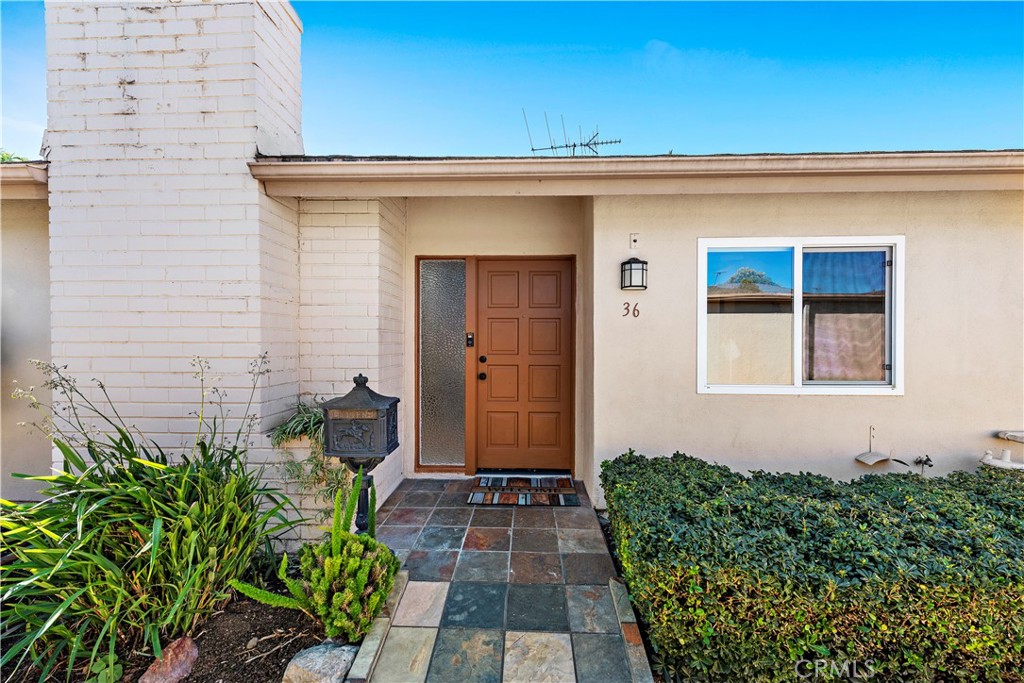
left=139, top=636, right=198, bottom=683
left=622, top=622, right=643, bottom=647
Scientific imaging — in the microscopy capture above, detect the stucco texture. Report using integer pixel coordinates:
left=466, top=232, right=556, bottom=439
left=588, top=190, right=1023, bottom=505
left=404, top=197, right=589, bottom=479
left=1, top=199, right=51, bottom=500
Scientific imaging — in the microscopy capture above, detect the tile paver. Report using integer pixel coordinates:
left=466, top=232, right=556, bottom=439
left=512, top=507, right=555, bottom=528
left=405, top=550, right=459, bottom=581
left=347, top=617, right=388, bottom=683
left=554, top=506, right=602, bottom=529
left=502, top=631, right=575, bottom=683
left=437, top=491, right=472, bottom=507
left=382, top=507, right=431, bottom=526
left=410, top=480, right=450, bottom=492
left=373, top=626, right=437, bottom=683
left=471, top=508, right=514, bottom=527
left=622, top=622, right=656, bottom=683
left=509, top=551, right=563, bottom=584
left=572, top=633, right=632, bottom=683
left=511, top=527, right=559, bottom=552
left=392, top=581, right=450, bottom=627
left=453, top=551, right=510, bottom=582
left=427, top=628, right=503, bottom=683
left=441, top=582, right=507, bottom=629
left=369, top=479, right=651, bottom=683
left=445, top=479, right=475, bottom=492
left=609, top=578, right=637, bottom=623
left=402, top=491, right=443, bottom=508
left=415, top=526, right=467, bottom=551
left=562, top=552, right=617, bottom=585
left=463, top=526, right=511, bottom=551
left=376, top=525, right=422, bottom=550
left=506, top=584, right=568, bottom=632
left=428, top=507, right=473, bottom=526
left=382, top=570, right=409, bottom=618
left=565, top=585, right=619, bottom=633
left=556, top=527, right=608, bottom=554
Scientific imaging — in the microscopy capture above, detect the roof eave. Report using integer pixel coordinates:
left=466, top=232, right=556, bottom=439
left=250, top=151, right=1024, bottom=198
left=0, top=162, right=49, bottom=200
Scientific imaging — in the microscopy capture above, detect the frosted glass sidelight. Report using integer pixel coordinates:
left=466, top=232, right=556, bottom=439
left=419, top=260, right=467, bottom=466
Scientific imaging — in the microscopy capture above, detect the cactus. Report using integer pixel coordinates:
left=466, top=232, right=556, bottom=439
left=229, top=468, right=398, bottom=642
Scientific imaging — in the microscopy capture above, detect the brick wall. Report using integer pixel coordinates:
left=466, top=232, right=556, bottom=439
left=45, top=0, right=302, bottom=463
left=297, top=198, right=408, bottom=511
left=45, top=1, right=411, bottom=542
left=254, top=2, right=302, bottom=155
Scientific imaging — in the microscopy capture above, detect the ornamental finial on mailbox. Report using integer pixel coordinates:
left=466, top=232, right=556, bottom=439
left=353, top=374, right=368, bottom=387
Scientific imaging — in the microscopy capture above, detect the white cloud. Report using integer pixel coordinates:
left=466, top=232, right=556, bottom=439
left=641, top=39, right=779, bottom=81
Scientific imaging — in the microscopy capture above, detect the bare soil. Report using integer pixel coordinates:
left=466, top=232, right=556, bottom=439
left=124, top=599, right=324, bottom=683
left=2, top=599, right=324, bottom=683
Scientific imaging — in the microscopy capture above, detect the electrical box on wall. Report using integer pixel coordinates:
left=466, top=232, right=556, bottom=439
left=629, top=233, right=640, bottom=250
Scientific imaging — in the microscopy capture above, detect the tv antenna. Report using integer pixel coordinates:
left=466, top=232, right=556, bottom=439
left=522, top=109, right=621, bottom=157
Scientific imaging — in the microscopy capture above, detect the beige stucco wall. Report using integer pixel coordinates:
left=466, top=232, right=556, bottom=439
left=1, top=199, right=51, bottom=500
left=589, top=190, right=1024, bottom=506
left=403, top=197, right=589, bottom=479
left=578, top=198, right=596, bottom=495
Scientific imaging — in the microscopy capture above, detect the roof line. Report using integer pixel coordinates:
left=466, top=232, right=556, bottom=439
left=251, top=150, right=1023, bottom=198
left=251, top=150, right=1024, bottom=181
left=256, top=149, right=1024, bottom=163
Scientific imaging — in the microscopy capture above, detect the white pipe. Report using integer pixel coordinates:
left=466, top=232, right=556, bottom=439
left=980, top=450, right=1024, bottom=471
left=996, top=430, right=1024, bottom=444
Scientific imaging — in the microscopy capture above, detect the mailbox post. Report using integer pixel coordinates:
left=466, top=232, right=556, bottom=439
left=321, top=374, right=400, bottom=534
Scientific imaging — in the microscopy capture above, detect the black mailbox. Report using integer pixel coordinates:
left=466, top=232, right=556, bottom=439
left=321, top=374, right=399, bottom=473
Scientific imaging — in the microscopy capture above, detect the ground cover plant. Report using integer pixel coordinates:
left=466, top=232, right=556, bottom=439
left=0, top=358, right=297, bottom=682
left=601, top=451, right=1024, bottom=683
left=231, top=467, right=400, bottom=643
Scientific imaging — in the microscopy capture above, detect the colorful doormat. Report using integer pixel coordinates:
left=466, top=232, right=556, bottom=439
left=467, top=476, right=580, bottom=506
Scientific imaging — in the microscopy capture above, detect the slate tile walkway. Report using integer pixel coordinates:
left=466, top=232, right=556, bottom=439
left=355, top=478, right=653, bottom=683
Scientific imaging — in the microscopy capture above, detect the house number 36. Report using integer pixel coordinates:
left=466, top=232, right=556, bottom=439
left=622, top=302, right=640, bottom=317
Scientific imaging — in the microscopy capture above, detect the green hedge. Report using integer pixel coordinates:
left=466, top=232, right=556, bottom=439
left=600, top=451, right=1024, bottom=682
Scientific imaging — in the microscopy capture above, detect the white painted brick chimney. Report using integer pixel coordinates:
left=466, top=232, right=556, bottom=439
left=44, top=0, right=304, bottom=462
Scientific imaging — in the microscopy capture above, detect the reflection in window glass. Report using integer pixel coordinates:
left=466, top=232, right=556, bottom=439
left=706, top=248, right=794, bottom=385
left=802, top=249, right=889, bottom=382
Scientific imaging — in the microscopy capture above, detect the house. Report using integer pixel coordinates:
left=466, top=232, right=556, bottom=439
left=2, top=1, right=1022, bottom=527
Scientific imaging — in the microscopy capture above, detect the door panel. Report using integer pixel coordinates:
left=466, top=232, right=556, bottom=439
left=476, top=259, right=573, bottom=471
left=487, top=365, right=519, bottom=401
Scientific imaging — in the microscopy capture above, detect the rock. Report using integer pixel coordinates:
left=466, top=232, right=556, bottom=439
left=245, top=636, right=259, bottom=650
left=282, top=643, right=359, bottom=683
left=139, top=636, right=199, bottom=683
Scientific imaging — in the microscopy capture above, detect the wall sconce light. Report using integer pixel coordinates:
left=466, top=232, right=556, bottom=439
left=621, top=257, right=648, bottom=290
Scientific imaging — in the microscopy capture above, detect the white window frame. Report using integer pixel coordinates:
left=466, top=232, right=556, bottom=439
left=697, top=235, right=905, bottom=396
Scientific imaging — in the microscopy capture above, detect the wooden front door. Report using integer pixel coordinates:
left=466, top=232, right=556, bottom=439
left=474, top=258, right=574, bottom=471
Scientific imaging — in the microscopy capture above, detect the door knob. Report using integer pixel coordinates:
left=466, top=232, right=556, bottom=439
left=478, top=372, right=487, bottom=380
left=479, top=355, right=488, bottom=363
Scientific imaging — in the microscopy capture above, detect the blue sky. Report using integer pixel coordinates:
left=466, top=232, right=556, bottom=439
left=2, top=2, right=1022, bottom=158
left=708, top=248, right=793, bottom=288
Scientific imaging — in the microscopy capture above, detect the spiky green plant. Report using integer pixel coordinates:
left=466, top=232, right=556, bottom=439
left=229, top=467, right=398, bottom=642
left=1, top=357, right=297, bottom=682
